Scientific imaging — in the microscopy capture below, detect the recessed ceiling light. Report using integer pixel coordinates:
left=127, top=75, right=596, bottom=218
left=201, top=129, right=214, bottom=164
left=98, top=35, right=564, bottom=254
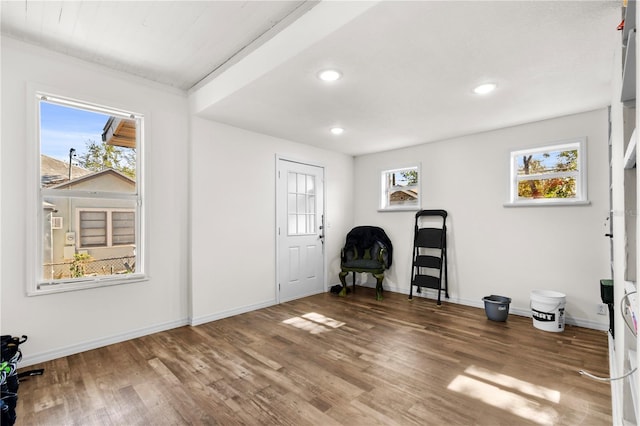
left=330, top=127, right=344, bottom=135
left=473, top=82, right=497, bottom=95
left=318, top=69, right=342, bottom=82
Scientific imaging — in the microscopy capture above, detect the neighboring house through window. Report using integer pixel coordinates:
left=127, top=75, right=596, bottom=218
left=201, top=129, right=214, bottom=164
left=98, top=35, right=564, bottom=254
left=31, top=91, right=145, bottom=294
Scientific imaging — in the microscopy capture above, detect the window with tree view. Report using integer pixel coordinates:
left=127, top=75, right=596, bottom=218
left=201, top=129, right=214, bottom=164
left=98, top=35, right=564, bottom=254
left=380, top=166, right=420, bottom=210
left=509, top=139, right=587, bottom=205
left=36, top=93, right=143, bottom=292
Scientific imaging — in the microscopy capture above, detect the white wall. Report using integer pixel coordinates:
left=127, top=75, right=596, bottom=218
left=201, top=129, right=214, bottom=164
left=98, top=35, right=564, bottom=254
left=1, top=38, right=191, bottom=365
left=189, top=118, right=354, bottom=324
left=353, top=109, right=611, bottom=329
left=0, top=37, right=611, bottom=368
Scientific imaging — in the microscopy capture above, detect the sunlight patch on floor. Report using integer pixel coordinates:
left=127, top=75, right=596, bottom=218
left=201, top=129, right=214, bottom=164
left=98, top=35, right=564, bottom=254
left=447, top=366, right=560, bottom=425
left=282, top=312, right=345, bottom=334
left=465, top=365, right=561, bottom=403
left=302, top=312, right=345, bottom=328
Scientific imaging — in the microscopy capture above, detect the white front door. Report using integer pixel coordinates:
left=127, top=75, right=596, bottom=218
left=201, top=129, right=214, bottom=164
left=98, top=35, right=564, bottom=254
left=277, top=159, right=325, bottom=302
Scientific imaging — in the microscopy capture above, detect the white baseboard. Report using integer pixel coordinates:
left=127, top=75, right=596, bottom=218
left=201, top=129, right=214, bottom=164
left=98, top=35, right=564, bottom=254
left=354, top=281, right=609, bottom=331
left=20, top=298, right=277, bottom=368
left=189, top=298, right=277, bottom=326
left=20, top=318, right=189, bottom=368
left=20, top=299, right=278, bottom=368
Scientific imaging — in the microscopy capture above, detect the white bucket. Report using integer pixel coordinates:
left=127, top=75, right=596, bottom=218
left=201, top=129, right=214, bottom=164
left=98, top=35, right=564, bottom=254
left=530, top=290, right=566, bottom=332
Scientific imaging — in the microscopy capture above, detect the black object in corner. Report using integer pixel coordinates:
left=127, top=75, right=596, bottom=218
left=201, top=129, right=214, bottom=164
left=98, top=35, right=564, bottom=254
left=409, top=210, right=449, bottom=305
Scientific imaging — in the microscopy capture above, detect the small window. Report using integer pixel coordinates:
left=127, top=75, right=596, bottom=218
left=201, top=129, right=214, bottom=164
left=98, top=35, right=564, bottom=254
left=112, top=211, right=135, bottom=245
left=508, top=138, right=588, bottom=206
left=77, top=209, right=135, bottom=248
left=79, top=210, right=107, bottom=247
left=34, top=92, right=144, bottom=293
left=380, top=165, right=420, bottom=211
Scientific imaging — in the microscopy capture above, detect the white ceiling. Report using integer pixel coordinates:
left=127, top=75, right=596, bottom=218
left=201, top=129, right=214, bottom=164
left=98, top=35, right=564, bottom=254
left=1, top=1, right=621, bottom=156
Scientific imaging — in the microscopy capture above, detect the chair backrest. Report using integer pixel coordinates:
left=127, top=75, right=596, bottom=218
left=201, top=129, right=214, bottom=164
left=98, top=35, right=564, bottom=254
left=342, top=226, right=393, bottom=268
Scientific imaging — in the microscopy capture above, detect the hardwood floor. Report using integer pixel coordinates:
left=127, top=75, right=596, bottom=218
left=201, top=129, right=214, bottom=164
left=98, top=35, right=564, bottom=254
left=16, top=287, right=611, bottom=425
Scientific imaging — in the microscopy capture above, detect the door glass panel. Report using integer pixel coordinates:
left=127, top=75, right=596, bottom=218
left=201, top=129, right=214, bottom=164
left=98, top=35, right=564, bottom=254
left=288, top=172, right=297, bottom=193
left=306, top=175, right=315, bottom=194
left=288, top=194, right=296, bottom=212
left=287, top=172, right=316, bottom=235
left=307, top=195, right=315, bottom=214
left=288, top=214, right=297, bottom=234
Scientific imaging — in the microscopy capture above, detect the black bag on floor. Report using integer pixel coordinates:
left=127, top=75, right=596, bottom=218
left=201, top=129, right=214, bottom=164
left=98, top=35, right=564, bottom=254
left=1, top=335, right=26, bottom=363
left=1, top=335, right=28, bottom=426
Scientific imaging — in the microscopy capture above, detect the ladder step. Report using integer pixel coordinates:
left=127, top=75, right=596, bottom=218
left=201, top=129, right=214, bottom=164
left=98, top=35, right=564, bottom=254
left=411, top=275, right=441, bottom=289
left=415, top=228, right=444, bottom=248
left=413, top=255, right=441, bottom=268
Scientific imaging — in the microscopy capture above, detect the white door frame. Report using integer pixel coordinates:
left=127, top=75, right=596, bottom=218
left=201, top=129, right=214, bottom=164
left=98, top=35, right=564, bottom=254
left=275, top=155, right=327, bottom=303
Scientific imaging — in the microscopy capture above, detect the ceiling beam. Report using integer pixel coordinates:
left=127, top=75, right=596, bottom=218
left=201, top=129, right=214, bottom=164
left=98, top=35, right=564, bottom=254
left=188, top=0, right=379, bottom=116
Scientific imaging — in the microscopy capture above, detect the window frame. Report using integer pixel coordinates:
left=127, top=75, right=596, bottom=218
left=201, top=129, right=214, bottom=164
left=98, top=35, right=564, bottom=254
left=506, top=138, right=589, bottom=207
left=27, top=87, right=147, bottom=296
left=379, top=164, right=421, bottom=212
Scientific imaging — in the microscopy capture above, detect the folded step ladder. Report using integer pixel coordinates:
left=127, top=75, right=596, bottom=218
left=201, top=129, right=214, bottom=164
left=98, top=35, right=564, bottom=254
left=409, top=209, right=448, bottom=305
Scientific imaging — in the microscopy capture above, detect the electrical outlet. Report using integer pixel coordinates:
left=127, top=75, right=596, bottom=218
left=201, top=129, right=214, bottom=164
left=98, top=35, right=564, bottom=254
left=597, top=303, right=608, bottom=315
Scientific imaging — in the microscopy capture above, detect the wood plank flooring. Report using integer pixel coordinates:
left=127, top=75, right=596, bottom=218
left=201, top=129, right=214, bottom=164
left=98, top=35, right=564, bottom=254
left=15, top=287, right=611, bottom=425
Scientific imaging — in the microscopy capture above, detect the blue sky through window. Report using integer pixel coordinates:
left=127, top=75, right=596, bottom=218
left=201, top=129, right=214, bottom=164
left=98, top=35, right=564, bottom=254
left=40, top=101, right=110, bottom=162
left=516, top=149, right=577, bottom=175
left=393, top=171, right=411, bottom=186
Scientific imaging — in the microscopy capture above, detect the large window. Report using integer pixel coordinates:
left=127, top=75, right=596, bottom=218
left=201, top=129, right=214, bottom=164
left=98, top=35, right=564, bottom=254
left=508, top=138, right=588, bottom=206
left=33, top=92, right=144, bottom=293
left=380, top=165, right=421, bottom=211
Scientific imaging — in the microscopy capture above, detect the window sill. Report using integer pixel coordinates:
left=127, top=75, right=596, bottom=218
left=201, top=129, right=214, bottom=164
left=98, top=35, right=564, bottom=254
left=29, top=273, right=148, bottom=296
left=503, top=200, right=591, bottom=208
left=378, top=206, right=421, bottom=212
